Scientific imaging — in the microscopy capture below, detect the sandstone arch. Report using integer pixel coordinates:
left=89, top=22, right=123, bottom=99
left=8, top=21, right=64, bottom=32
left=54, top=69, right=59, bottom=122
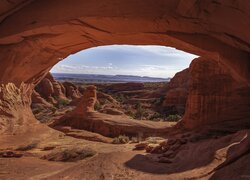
left=0, top=0, right=249, bottom=134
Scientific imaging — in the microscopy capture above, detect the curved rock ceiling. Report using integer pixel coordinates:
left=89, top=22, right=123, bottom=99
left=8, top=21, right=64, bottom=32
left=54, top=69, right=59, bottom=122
left=0, top=0, right=249, bottom=131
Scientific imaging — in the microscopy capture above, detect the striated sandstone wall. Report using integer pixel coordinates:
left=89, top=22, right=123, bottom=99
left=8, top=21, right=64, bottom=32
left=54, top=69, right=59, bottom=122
left=183, top=57, right=250, bottom=128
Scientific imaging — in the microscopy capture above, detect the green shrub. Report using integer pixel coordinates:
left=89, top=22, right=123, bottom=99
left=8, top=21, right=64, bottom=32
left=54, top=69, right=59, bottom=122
left=112, top=135, right=130, bottom=144
left=135, top=103, right=145, bottom=120
left=126, top=110, right=136, bottom=119
left=50, top=106, right=57, bottom=114
left=166, top=114, right=182, bottom=122
left=115, top=93, right=127, bottom=103
left=131, top=137, right=139, bottom=143
left=153, top=97, right=164, bottom=105
left=57, top=98, right=70, bottom=107
left=149, top=112, right=164, bottom=121
left=94, top=102, right=102, bottom=111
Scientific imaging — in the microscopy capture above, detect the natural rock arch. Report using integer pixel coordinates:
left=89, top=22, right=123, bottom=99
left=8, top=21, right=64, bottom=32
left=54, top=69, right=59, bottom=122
left=0, top=0, right=249, bottom=134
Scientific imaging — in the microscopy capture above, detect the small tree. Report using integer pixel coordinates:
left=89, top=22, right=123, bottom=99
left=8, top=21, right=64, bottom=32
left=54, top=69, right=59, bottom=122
left=166, top=114, right=182, bottom=122
left=135, top=103, right=145, bottom=120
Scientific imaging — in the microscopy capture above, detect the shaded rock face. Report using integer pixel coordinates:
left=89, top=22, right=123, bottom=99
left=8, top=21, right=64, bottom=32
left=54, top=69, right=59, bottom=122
left=31, top=90, right=53, bottom=108
left=162, top=68, right=190, bottom=115
left=183, top=57, right=250, bottom=129
left=0, top=0, right=249, bottom=134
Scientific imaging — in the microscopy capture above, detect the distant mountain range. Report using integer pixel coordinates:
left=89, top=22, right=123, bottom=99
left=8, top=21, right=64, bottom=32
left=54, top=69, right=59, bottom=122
left=52, top=73, right=170, bottom=83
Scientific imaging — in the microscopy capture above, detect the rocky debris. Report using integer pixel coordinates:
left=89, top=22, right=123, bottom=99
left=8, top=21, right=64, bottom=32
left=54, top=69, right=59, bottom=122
left=0, top=151, right=23, bottom=158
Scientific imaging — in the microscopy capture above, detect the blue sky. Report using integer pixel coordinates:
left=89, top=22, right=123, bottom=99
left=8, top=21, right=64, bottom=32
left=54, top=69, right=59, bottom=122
left=50, top=45, right=198, bottom=78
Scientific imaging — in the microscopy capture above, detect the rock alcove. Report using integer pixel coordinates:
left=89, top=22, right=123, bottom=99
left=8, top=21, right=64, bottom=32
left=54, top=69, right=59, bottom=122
left=0, top=0, right=249, bottom=139
left=0, top=1, right=250, bottom=179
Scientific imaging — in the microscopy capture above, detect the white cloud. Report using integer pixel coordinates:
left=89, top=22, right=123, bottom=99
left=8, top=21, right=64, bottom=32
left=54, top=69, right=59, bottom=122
left=51, top=64, right=115, bottom=74
left=51, top=45, right=197, bottom=78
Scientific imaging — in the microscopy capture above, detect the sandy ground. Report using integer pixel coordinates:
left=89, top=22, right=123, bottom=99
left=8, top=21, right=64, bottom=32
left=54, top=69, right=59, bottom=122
left=1, top=118, right=250, bottom=180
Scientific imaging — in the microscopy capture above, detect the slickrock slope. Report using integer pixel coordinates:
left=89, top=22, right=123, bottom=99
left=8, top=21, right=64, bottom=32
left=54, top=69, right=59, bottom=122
left=52, top=86, right=174, bottom=137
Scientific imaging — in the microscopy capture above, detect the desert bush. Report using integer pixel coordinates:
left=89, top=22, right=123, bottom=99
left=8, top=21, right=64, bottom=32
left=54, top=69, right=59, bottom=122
left=16, top=142, right=38, bottom=151
left=153, top=97, right=164, bottom=105
left=112, top=135, right=130, bottom=144
left=57, top=98, right=70, bottom=107
left=149, top=112, right=164, bottom=121
left=166, top=114, right=182, bottom=122
left=125, top=109, right=136, bottom=119
left=135, top=103, right=145, bottom=120
left=145, top=137, right=165, bottom=144
left=115, top=93, right=127, bottom=103
left=94, top=102, right=102, bottom=111
left=50, top=106, right=57, bottom=113
left=131, top=137, right=139, bottom=143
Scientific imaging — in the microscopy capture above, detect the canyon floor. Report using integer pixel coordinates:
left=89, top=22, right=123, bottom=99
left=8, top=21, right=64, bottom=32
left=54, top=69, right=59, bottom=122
left=1, top=79, right=249, bottom=179
left=1, top=119, right=250, bottom=180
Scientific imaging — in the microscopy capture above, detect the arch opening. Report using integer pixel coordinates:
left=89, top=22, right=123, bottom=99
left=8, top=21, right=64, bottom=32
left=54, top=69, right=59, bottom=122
left=0, top=1, right=250, bottom=179
left=32, top=45, right=197, bottom=135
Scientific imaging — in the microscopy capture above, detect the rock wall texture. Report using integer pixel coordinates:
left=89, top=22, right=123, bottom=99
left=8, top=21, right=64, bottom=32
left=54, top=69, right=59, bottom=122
left=0, top=0, right=249, bottom=133
left=183, top=57, right=250, bottom=128
left=162, top=68, right=190, bottom=115
left=0, top=83, right=35, bottom=135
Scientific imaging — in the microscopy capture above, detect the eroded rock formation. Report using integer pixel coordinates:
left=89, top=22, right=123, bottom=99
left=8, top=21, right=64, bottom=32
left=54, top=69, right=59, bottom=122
left=71, top=85, right=97, bottom=116
left=34, top=73, right=68, bottom=104
left=162, top=68, right=190, bottom=115
left=183, top=57, right=250, bottom=128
